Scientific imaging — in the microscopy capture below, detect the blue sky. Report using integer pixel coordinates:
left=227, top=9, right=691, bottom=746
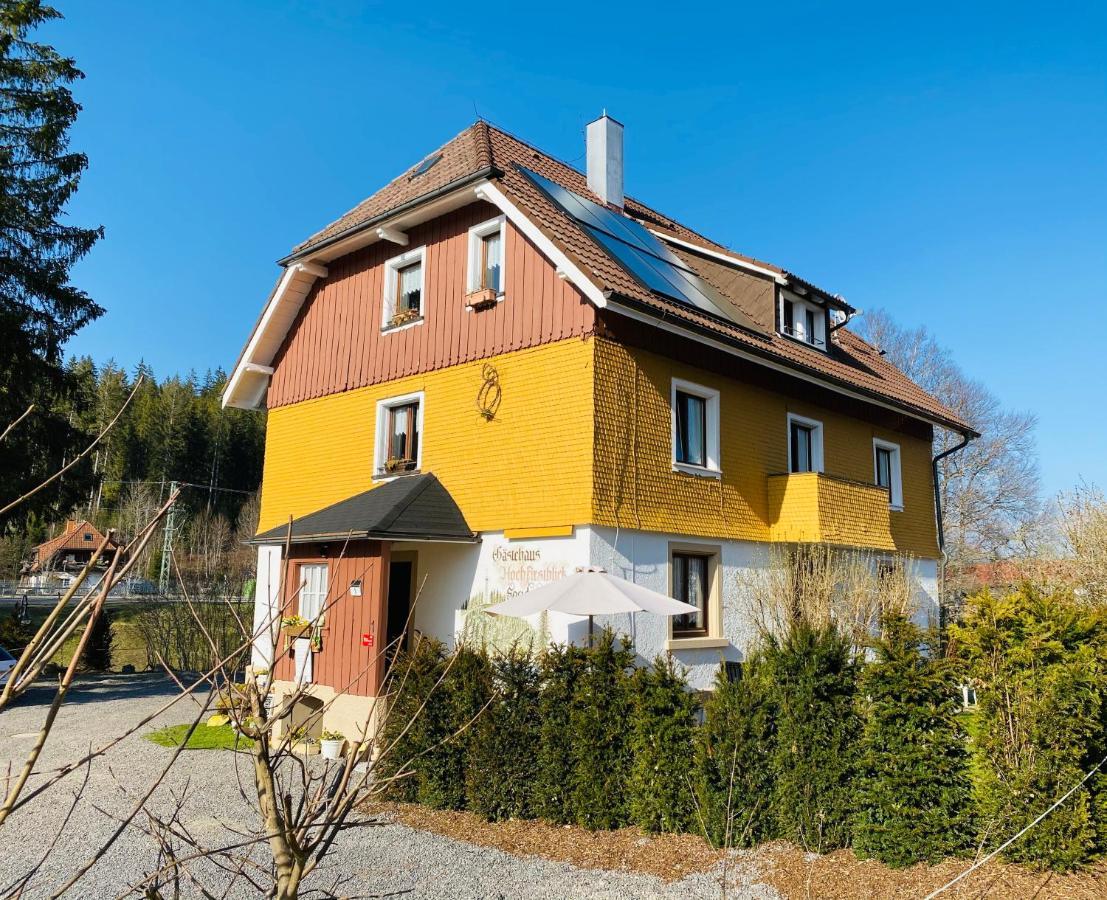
left=49, top=1, right=1105, bottom=497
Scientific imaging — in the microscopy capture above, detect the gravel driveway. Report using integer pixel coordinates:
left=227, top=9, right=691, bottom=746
left=0, top=674, right=777, bottom=899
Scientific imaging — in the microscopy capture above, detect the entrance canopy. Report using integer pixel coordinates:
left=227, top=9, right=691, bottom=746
left=250, top=474, right=477, bottom=545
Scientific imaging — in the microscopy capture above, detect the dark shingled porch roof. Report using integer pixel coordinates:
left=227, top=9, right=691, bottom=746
left=250, top=474, right=477, bottom=545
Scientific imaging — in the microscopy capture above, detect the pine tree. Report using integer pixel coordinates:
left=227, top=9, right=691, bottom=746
left=766, top=622, right=859, bottom=852
left=953, top=586, right=1107, bottom=870
left=569, top=630, right=635, bottom=830
left=80, top=608, right=114, bottom=671
left=466, top=648, right=541, bottom=821
left=532, top=643, right=587, bottom=823
left=627, top=656, right=698, bottom=834
left=0, top=1, right=104, bottom=524
left=694, top=658, right=776, bottom=848
left=852, top=614, right=974, bottom=866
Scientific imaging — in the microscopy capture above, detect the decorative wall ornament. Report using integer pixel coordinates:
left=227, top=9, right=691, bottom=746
left=477, top=363, right=502, bottom=420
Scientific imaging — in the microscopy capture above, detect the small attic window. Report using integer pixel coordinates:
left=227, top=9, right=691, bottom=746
left=778, top=291, right=827, bottom=350
left=409, top=154, right=442, bottom=180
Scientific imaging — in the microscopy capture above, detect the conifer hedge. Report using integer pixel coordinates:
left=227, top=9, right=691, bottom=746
left=532, top=643, right=587, bottom=823
left=953, top=585, right=1107, bottom=870
left=418, top=644, right=492, bottom=810
left=694, top=657, right=776, bottom=848
left=627, top=656, right=698, bottom=834
left=467, top=648, right=541, bottom=821
left=375, top=637, right=448, bottom=802
left=765, top=622, right=859, bottom=852
left=852, top=615, right=974, bottom=866
left=569, top=630, right=635, bottom=830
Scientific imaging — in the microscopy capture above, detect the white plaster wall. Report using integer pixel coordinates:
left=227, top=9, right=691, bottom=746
left=586, top=526, right=766, bottom=690
left=394, top=529, right=592, bottom=650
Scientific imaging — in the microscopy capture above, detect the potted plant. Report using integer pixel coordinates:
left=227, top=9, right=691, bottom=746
left=320, top=729, right=345, bottom=760
left=383, top=457, right=416, bottom=474
left=465, top=287, right=499, bottom=311
left=291, top=727, right=319, bottom=757
left=388, top=307, right=420, bottom=327
left=280, top=614, right=312, bottom=648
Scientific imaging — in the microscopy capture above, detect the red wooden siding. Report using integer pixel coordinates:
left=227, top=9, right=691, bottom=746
left=267, top=201, right=595, bottom=409
left=274, top=541, right=389, bottom=698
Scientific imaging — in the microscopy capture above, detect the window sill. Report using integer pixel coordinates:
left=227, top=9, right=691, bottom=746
left=672, top=462, right=721, bottom=479
left=372, top=467, right=422, bottom=483
left=666, top=636, right=729, bottom=651
left=778, top=330, right=828, bottom=353
left=889, top=504, right=904, bottom=513
left=381, top=315, right=424, bottom=334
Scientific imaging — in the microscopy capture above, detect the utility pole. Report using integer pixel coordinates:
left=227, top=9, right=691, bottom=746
left=158, top=480, right=178, bottom=596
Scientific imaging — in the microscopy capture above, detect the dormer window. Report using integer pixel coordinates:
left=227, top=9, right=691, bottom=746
left=779, top=291, right=827, bottom=350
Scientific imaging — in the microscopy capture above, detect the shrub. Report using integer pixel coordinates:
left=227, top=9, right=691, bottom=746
left=0, top=612, right=32, bottom=654
left=694, top=657, right=776, bottom=848
left=627, top=655, right=698, bottom=834
left=418, top=643, right=492, bottom=810
left=375, top=637, right=448, bottom=802
left=852, top=614, right=974, bottom=866
left=569, top=630, right=635, bottom=830
left=766, top=621, right=859, bottom=852
left=953, top=585, right=1107, bottom=870
left=467, top=647, right=541, bottom=821
left=532, top=643, right=587, bottom=823
left=80, top=608, right=114, bottom=671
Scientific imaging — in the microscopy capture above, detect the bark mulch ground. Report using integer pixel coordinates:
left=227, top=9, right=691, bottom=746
left=366, top=800, right=1107, bottom=898
left=365, top=801, right=727, bottom=882
left=756, top=842, right=1107, bottom=899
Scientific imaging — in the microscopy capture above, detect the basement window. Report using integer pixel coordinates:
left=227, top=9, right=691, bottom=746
left=671, top=379, right=720, bottom=476
left=382, top=246, right=426, bottom=330
left=374, top=392, right=424, bottom=478
left=873, top=438, right=904, bottom=509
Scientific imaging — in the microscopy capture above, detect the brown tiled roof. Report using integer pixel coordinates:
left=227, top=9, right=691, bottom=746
left=287, top=122, right=971, bottom=433
left=30, top=520, right=118, bottom=570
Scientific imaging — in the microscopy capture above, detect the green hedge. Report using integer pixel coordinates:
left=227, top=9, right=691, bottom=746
left=375, top=591, right=1107, bottom=873
left=694, top=655, right=775, bottom=848
left=852, top=615, right=975, bottom=866
left=953, top=585, right=1107, bottom=870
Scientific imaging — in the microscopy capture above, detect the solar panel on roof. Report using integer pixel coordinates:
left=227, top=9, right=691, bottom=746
left=519, top=168, right=739, bottom=324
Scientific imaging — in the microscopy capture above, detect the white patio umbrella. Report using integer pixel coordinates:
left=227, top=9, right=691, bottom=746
left=484, top=566, right=700, bottom=644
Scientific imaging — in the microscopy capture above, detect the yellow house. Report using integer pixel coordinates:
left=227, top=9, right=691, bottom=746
left=224, top=115, right=974, bottom=731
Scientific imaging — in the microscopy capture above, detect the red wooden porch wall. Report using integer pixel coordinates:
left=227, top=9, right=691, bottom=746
left=274, top=541, right=389, bottom=697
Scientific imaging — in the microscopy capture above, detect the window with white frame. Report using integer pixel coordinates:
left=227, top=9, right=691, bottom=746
left=382, top=246, right=426, bottom=328
left=374, top=392, right=424, bottom=477
left=298, top=563, right=328, bottom=624
left=788, top=413, right=824, bottom=473
left=467, top=217, right=506, bottom=295
left=779, top=291, right=827, bottom=349
left=671, top=378, right=720, bottom=474
left=873, top=438, right=904, bottom=509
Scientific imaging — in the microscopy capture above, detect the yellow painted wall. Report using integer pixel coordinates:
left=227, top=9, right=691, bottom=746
left=592, top=339, right=940, bottom=557
left=258, top=338, right=594, bottom=534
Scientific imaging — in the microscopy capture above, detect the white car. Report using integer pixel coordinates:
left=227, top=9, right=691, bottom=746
left=0, top=646, right=16, bottom=684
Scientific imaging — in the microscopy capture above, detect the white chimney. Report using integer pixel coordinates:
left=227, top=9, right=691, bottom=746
left=586, top=112, right=624, bottom=208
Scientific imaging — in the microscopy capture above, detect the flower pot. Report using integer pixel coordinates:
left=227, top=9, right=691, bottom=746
left=321, top=738, right=344, bottom=760
left=465, top=288, right=499, bottom=311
